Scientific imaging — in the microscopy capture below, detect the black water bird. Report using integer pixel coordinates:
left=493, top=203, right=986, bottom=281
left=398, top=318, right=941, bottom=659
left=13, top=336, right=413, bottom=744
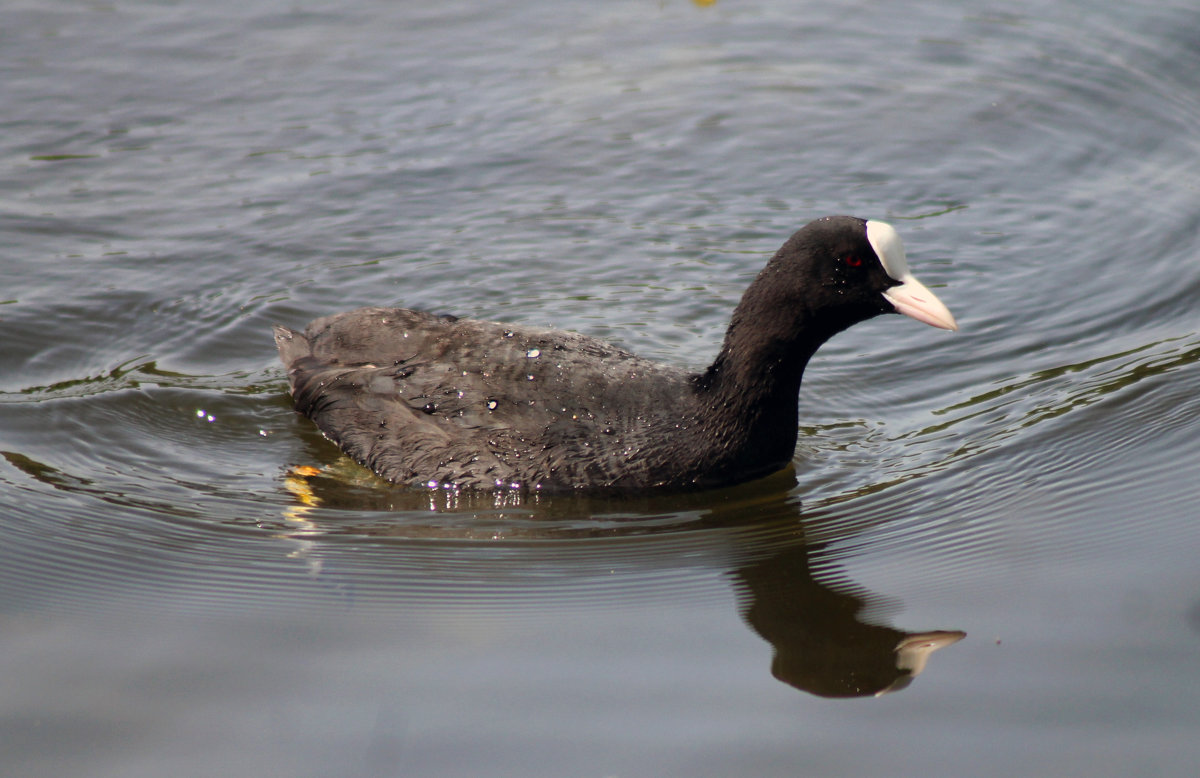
left=275, top=216, right=956, bottom=491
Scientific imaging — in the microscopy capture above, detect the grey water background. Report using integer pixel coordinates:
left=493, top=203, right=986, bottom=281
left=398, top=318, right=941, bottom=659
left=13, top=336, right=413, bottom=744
left=3, top=0, right=1200, bottom=774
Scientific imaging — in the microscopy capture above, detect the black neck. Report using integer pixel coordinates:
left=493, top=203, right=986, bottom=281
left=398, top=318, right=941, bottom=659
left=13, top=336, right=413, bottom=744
left=688, top=270, right=837, bottom=470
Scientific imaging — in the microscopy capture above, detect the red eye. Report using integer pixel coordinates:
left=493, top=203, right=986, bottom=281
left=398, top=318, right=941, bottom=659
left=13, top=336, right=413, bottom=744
left=844, top=255, right=863, bottom=267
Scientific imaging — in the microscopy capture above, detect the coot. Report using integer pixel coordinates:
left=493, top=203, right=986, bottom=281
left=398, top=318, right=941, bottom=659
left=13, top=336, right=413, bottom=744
left=275, top=216, right=956, bottom=492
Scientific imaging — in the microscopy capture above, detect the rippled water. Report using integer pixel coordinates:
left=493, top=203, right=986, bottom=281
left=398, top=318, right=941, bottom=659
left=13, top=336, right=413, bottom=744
left=3, top=0, right=1200, bottom=775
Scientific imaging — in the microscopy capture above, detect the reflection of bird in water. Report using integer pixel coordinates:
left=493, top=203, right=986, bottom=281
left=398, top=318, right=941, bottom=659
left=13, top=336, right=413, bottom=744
left=278, top=468, right=964, bottom=698
left=731, top=537, right=964, bottom=698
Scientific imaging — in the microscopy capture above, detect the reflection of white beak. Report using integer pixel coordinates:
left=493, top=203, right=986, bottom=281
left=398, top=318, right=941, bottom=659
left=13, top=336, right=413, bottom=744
left=883, top=274, right=959, bottom=331
left=894, top=630, right=968, bottom=675
left=875, top=630, right=968, bottom=696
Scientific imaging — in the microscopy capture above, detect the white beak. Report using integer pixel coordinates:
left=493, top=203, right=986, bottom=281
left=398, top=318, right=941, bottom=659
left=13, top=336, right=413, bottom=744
left=883, top=274, right=958, bottom=331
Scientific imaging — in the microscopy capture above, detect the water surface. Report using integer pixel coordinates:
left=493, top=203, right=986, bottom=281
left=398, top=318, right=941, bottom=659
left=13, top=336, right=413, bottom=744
left=3, top=0, right=1200, bottom=775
